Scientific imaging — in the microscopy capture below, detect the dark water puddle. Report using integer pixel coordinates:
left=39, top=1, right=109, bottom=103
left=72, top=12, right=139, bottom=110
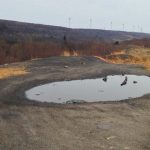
left=25, top=75, right=150, bottom=103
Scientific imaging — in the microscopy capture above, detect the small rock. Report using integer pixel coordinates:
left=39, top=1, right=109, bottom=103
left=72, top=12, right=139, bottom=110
left=106, top=136, right=116, bottom=140
left=103, top=77, right=107, bottom=82
left=64, top=66, right=69, bottom=68
left=133, top=81, right=138, bottom=84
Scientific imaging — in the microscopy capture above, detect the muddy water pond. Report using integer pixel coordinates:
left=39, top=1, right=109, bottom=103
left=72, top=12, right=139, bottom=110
left=25, top=75, right=150, bottom=104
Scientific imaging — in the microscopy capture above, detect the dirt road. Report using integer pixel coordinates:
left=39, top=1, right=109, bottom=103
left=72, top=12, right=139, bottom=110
left=0, top=56, right=150, bottom=150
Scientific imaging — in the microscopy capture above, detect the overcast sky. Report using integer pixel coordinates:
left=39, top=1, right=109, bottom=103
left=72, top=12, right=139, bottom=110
left=0, top=0, right=150, bottom=33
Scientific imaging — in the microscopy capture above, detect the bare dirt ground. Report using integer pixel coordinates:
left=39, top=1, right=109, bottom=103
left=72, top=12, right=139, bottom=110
left=0, top=56, right=150, bottom=150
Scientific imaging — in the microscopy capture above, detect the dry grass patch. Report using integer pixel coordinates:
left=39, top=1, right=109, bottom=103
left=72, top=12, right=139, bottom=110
left=105, top=48, right=150, bottom=70
left=0, top=66, right=28, bottom=79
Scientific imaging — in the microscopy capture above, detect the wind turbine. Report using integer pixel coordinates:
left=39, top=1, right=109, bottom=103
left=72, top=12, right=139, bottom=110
left=68, top=17, right=71, bottom=28
left=89, top=18, right=92, bottom=28
left=110, top=21, right=112, bottom=30
left=122, top=24, right=125, bottom=31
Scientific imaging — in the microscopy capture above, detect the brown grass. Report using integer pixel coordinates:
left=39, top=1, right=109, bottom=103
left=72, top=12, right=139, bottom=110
left=105, top=48, right=150, bottom=70
left=0, top=66, right=28, bottom=79
left=61, top=50, right=79, bottom=56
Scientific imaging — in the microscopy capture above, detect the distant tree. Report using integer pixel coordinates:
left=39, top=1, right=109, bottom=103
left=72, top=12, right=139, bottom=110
left=63, top=35, right=68, bottom=46
left=114, top=41, right=119, bottom=45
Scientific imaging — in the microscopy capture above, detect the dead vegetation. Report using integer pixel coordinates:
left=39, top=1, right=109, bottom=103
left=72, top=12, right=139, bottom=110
left=0, top=66, right=28, bottom=79
left=104, top=47, right=150, bottom=70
